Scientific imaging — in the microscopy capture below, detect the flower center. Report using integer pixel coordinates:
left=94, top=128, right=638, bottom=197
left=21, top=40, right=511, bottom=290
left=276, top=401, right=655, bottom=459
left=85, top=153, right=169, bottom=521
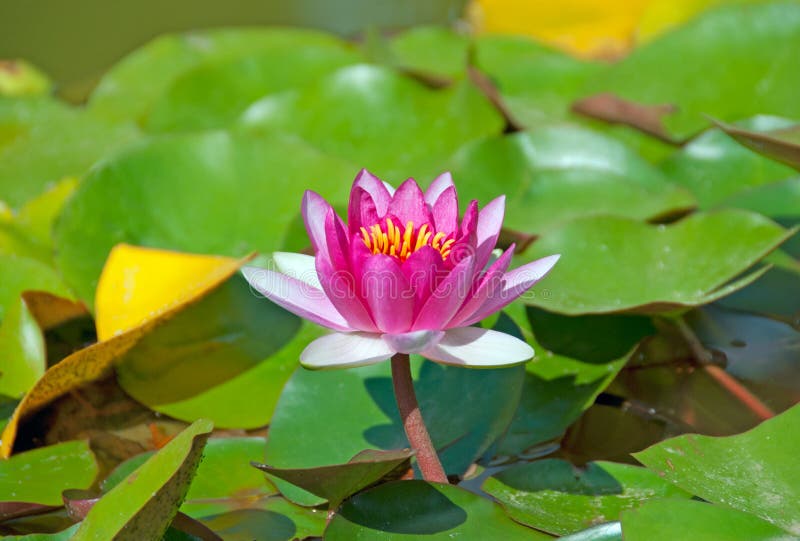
left=360, top=219, right=454, bottom=261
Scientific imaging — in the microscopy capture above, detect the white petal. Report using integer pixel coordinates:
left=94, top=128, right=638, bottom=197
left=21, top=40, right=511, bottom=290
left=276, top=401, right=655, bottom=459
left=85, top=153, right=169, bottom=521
left=242, top=266, right=352, bottom=332
left=272, top=252, right=321, bottom=289
left=382, top=330, right=444, bottom=354
left=382, top=180, right=396, bottom=196
left=301, top=332, right=395, bottom=369
left=422, top=327, right=533, bottom=367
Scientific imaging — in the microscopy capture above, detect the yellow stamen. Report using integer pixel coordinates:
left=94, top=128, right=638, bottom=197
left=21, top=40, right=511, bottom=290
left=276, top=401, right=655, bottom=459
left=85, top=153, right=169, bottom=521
left=415, top=224, right=429, bottom=250
left=360, top=219, right=454, bottom=261
left=360, top=227, right=371, bottom=250
left=431, top=232, right=446, bottom=250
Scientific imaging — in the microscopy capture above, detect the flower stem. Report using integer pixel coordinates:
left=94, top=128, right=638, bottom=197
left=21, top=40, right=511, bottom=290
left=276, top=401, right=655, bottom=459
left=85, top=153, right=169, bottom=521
left=390, top=353, right=448, bottom=483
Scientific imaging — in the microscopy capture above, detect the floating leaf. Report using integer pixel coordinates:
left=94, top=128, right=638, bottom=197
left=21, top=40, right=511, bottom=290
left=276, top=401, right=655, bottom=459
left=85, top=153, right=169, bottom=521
left=1, top=524, right=81, bottom=540
left=452, top=126, right=694, bottom=234
left=73, top=419, right=213, bottom=540
left=520, top=211, right=793, bottom=315
left=621, top=498, right=795, bottom=541
left=54, top=131, right=356, bottom=304
left=661, top=117, right=798, bottom=208
left=634, top=403, right=800, bottom=534
left=241, top=64, right=502, bottom=182
left=473, top=35, right=601, bottom=126
left=146, top=41, right=362, bottom=132
left=265, top=358, right=525, bottom=505
left=0, top=298, right=45, bottom=398
left=0, top=441, right=97, bottom=513
left=199, top=498, right=325, bottom=541
left=388, top=26, right=468, bottom=79
left=483, top=459, right=690, bottom=535
left=560, top=522, right=622, bottom=541
left=88, top=28, right=352, bottom=124
left=0, top=97, right=138, bottom=207
left=581, top=2, right=800, bottom=139
left=254, top=448, right=413, bottom=509
left=325, top=480, right=548, bottom=540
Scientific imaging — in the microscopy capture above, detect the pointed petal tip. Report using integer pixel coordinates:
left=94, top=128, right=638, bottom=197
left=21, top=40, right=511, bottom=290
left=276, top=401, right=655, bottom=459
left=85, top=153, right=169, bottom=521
left=300, top=332, right=394, bottom=370
left=422, top=327, right=534, bottom=368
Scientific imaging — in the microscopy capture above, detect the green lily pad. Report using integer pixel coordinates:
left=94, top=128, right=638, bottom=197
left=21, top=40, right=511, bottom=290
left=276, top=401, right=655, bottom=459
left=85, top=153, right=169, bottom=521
left=473, top=35, right=602, bottom=126
left=0, top=97, right=139, bottom=207
left=388, top=26, right=468, bottom=79
left=240, top=64, right=502, bottom=182
left=720, top=177, right=800, bottom=221
left=146, top=41, right=362, bottom=133
left=325, top=480, right=549, bottom=540
left=715, top=118, right=800, bottom=171
left=493, top=308, right=654, bottom=458
left=634, top=403, right=800, bottom=535
left=0, top=440, right=97, bottom=509
left=582, top=2, right=800, bottom=140
left=0, top=254, right=71, bottom=320
left=115, top=274, right=301, bottom=428
left=620, top=499, right=795, bottom=541
left=253, top=448, right=413, bottom=509
left=483, top=459, right=691, bottom=535
left=265, top=358, right=525, bottom=506
left=0, top=298, right=45, bottom=398
left=88, top=27, right=352, bottom=124
left=199, top=498, right=325, bottom=541
left=452, top=127, right=695, bottom=234
left=520, top=211, right=793, bottom=315
left=661, top=117, right=798, bottom=208
left=73, top=419, right=213, bottom=540
left=155, top=322, right=325, bottom=429
left=53, top=131, right=357, bottom=304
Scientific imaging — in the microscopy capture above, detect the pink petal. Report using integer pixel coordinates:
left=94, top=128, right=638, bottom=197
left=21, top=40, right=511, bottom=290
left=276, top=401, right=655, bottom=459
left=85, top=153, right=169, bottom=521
left=241, top=266, right=352, bottom=332
left=352, top=169, right=392, bottom=215
left=347, top=187, right=381, bottom=235
left=359, top=254, right=414, bottom=333
left=431, top=185, right=458, bottom=234
left=422, top=327, right=534, bottom=367
left=400, top=245, right=447, bottom=309
left=382, top=330, right=444, bottom=354
left=301, top=332, right=394, bottom=369
left=302, top=190, right=335, bottom=261
left=424, top=172, right=454, bottom=206
left=475, top=196, right=505, bottom=270
left=460, top=254, right=560, bottom=326
left=412, top=255, right=477, bottom=331
left=316, top=256, right=377, bottom=332
left=447, top=245, right=515, bottom=328
left=387, top=178, right=433, bottom=226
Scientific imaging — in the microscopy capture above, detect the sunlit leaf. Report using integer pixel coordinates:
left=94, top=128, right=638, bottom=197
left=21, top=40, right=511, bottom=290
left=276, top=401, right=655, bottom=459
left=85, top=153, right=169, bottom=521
left=0, top=60, right=50, bottom=97
left=634, top=403, right=800, bottom=535
left=483, top=459, right=690, bottom=535
left=388, top=26, right=469, bottom=79
left=452, top=126, right=695, bottom=234
left=0, top=441, right=97, bottom=511
left=240, top=64, right=502, bottom=182
left=73, top=419, right=213, bottom=540
left=520, top=211, right=793, bottom=314
left=621, top=498, right=794, bottom=540
left=0, top=298, right=45, bottom=398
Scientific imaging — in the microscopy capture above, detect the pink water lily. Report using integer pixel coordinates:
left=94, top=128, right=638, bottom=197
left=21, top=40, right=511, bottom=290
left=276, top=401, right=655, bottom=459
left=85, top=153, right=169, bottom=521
left=243, top=170, right=559, bottom=369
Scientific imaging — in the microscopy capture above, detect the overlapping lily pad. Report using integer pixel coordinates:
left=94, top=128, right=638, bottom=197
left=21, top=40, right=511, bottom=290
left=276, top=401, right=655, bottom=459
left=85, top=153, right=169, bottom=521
left=580, top=2, right=800, bottom=139
left=634, top=403, right=800, bottom=535
left=0, top=97, right=139, bottom=207
left=240, top=64, right=502, bottom=182
left=520, top=210, right=793, bottom=315
left=264, top=358, right=525, bottom=506
left=483, top=459, right=691, bottom=535
left=88, top=27, right=353, bottom=124
left=387, top=26, right=468, bottom=79
left=661, top=116, right=798, bottom=208
left=325, top=481, right=548, bottom=540
left=452, top=126, right=695, bottom=234
left=0, top=440, right=97, bottom=511
left=53, top=131, right=356, bottom=304
left=716, top=117, right=800, bottom=171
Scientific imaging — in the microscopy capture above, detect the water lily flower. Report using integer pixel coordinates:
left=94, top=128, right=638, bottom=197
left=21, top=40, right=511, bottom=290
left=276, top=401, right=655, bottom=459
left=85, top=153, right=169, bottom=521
left=243, top=170, right=559, bottom=369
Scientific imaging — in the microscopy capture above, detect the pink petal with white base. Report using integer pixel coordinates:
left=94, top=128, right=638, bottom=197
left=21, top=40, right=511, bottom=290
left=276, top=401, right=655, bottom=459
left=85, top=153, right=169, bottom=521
left=412, top=255, right=476, bottom=331
left=382, top=330, right=444, bottom=354
left=461, top=254, right=561, bottom=326
left=242, top=266, right=352, bottom=332
left=301, top=332, right=394, bottom=369
left=475, top=196, right=505, bottom=269
left=272, top=252, right=321, bottom=289
left=421, top=327, right=534, bottom=367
